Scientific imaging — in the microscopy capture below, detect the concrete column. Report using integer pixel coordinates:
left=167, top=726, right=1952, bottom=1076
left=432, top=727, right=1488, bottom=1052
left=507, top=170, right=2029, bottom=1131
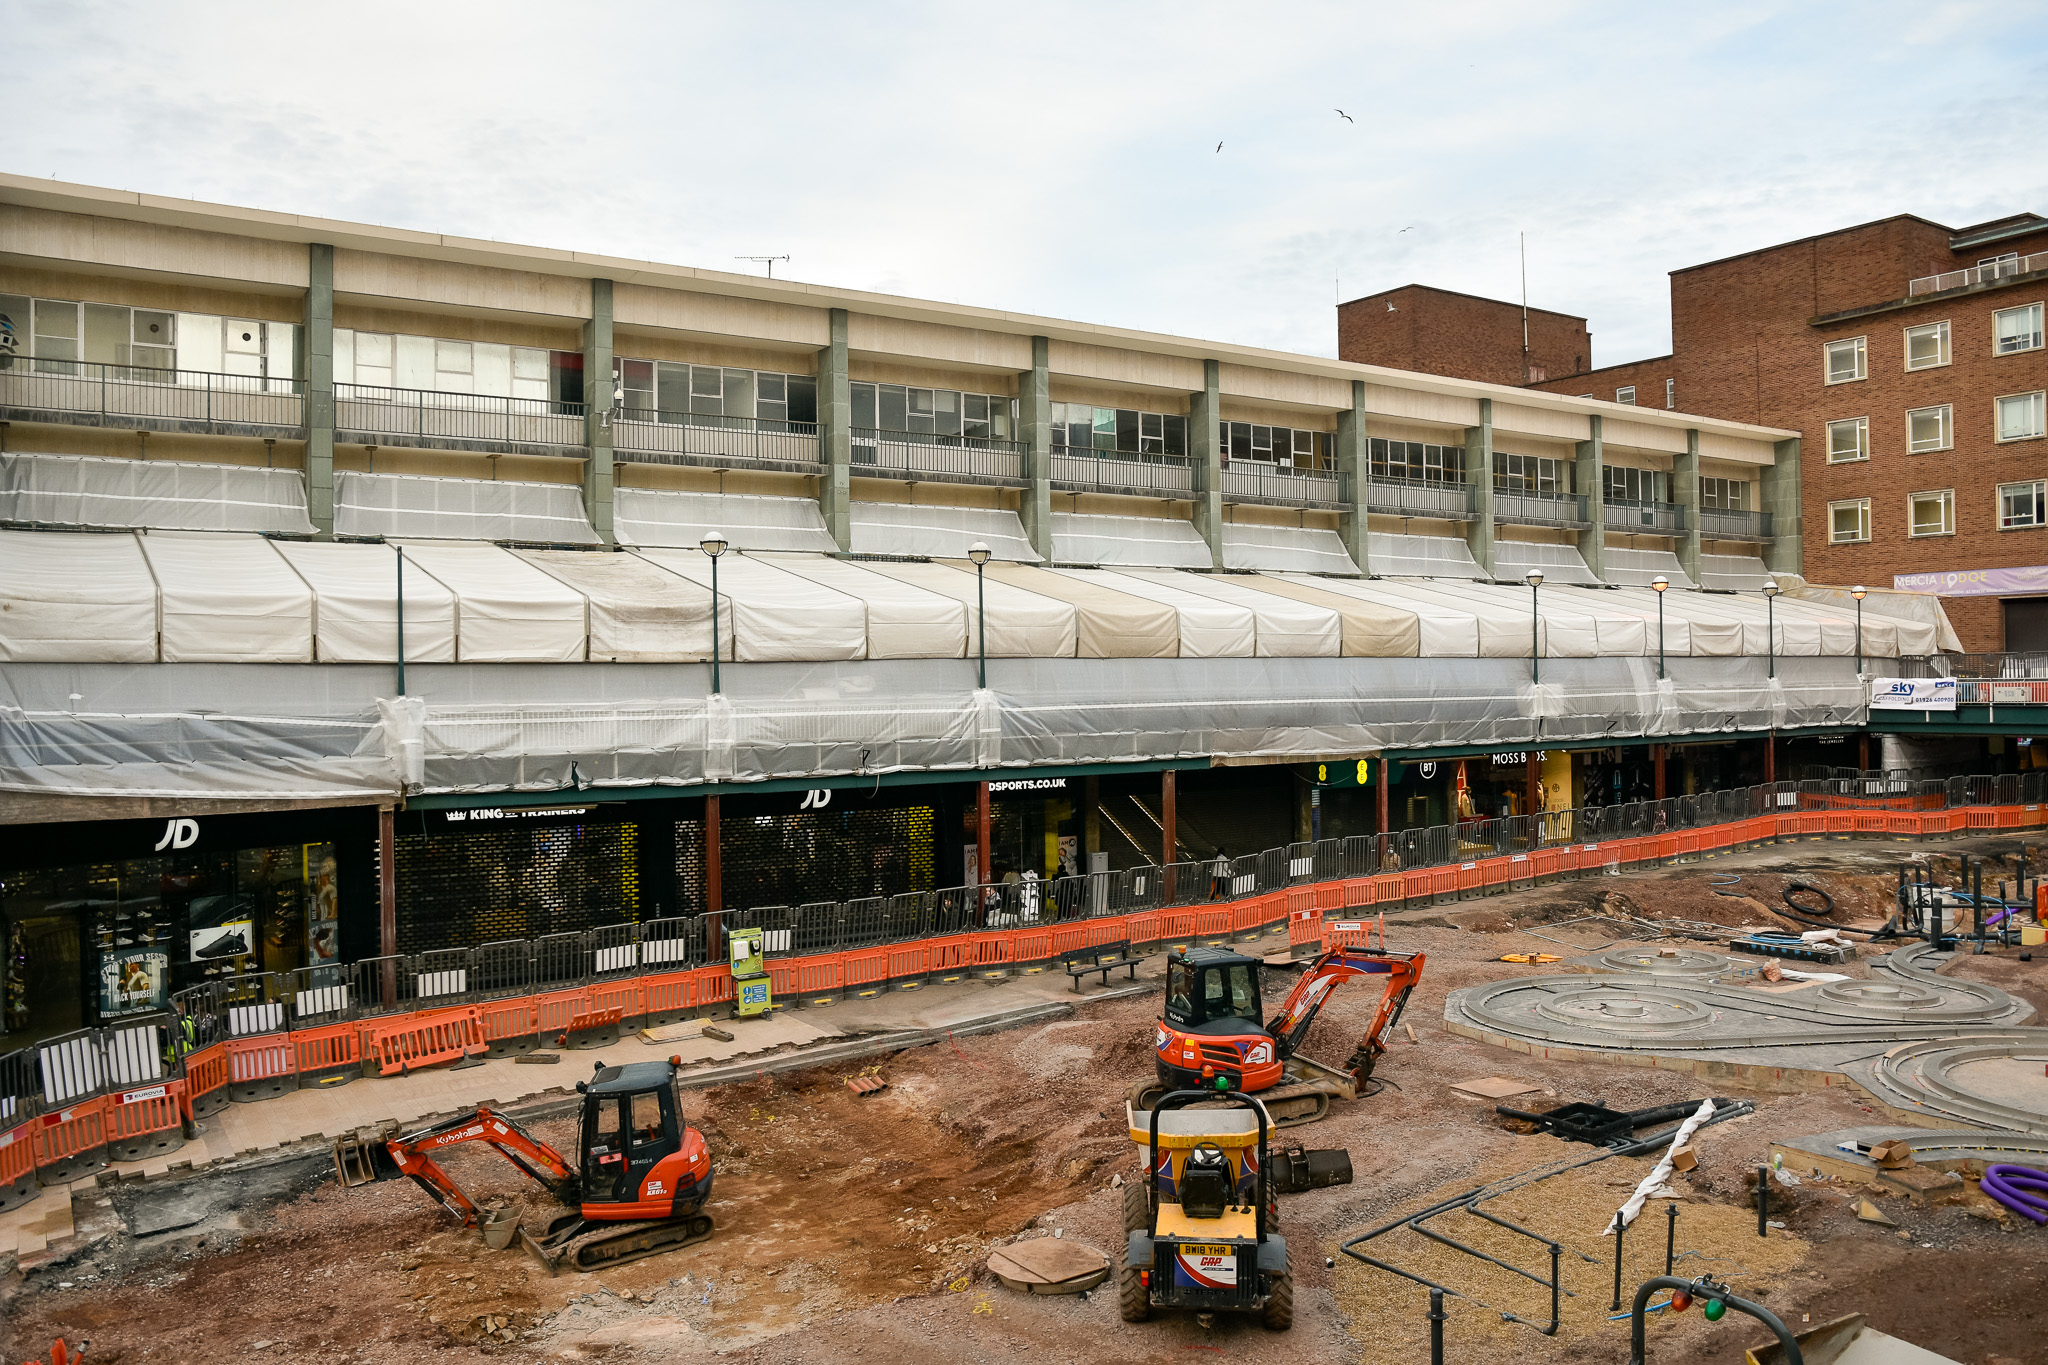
left=1189, top=360, right=1225, bottom=570
left=1335, top=379, right=1371, bottom=574
left=1762, top=436, right=1803, bottom=577
left=1464, top=398, right=1496, bottom=578
left=582, top=279, right=617, bottom=545
left=1575, top=414, right=1605, bottom=581
left=815, top=308, right=853, bottom=551
left=1017, top=335, right=1053, bottom=561
left=304, top=244, right=336, bottom=536
left=1674, top=427, right=1703, bottom=587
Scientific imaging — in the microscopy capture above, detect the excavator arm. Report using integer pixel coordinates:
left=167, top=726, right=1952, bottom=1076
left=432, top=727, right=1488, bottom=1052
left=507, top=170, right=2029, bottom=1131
left=1264, top=946, right=1425, bottom=1083
left=335, top=1105, right=578, bottom=1226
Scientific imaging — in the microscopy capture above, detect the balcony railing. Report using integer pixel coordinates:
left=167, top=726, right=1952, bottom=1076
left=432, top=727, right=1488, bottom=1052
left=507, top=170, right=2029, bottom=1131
left=1910, top=249, right=2047, bottom=296
left=1218, top=460, right=1343, bottom=506
left=1603, top=498, right=1685, bottom=532
left=1697, top=506, right=1773, bottom=541
left=851, top=427, right=1024, bottom=482
left=1361, top=476, right=1473, bottom=518
left=1049, top=445, right=1194, bottom=496
left=336, top=382, right=585, bottom=449
left=614, top=410, right=820, bottom=467
left=1494, top=490, right=1589, bottom=528
left=0, top=358, right=302, bottom=431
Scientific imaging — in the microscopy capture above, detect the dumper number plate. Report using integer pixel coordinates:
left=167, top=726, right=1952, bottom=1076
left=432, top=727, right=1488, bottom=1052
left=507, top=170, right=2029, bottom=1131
left=1173, top=1244, right=1237, bottom=1290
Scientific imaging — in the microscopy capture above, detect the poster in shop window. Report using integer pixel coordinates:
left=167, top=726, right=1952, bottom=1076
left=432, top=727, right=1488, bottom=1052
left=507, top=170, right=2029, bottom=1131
left=188, top=892, right=256, bottom=963
left=99, top=949, right=170, bottom=1016
left=304, top=843, right=340, bottom=966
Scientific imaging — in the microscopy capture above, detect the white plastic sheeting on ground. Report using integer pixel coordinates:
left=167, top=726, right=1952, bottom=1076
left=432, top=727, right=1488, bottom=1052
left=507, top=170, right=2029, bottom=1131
left=1051, top=513, right=1211, bottom=569
left=1368, top=532, right=1483, bottom=579
left=1123, top=571, right=1342, bottom=658
left=334, top=472, right=600, bottom=545
left=616, top=488, right=836, bottom=552
left=1220, top=523, right=1359, bottom=575
left=1047, top=569, right=1255, bottom=658
left=1603, top=546, right=1694, bottom=589
left=636, top=549, right=867, bottom=662
left=139, top=532, right=313, bottom=663
left=271, top=540, right=456, bottom=662
left=974, top=562, right=1178, bottom=657
left=0, top=451, right=315, bottom=535
left=849, top=503, right=1039, bottom=562
left=853, top=561, right=1078, bottom=657
left=1492, top=540, right=1600, bottom=586
left=760, top=554, right=968, bottom=659
left=393, top=542, right=587, bottom=663
left=0, top=529, right=158, bottom=662
left=1244, top=575, right=1420, bottom=656
left=1699, top=553, right=1773, bottom=592
left=1790, top=583, right=1955, bottom=653
left=516, top=550, right=717, bottom=662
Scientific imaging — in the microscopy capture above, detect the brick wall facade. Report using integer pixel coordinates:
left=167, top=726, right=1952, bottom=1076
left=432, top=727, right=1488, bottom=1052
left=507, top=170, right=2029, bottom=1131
left=1338, top=285, right=1592, bottom=388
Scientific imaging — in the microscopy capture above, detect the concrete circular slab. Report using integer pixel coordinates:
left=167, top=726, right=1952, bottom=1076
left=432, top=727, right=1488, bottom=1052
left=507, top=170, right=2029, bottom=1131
left=987, top=1238, right=1110, bottom=1295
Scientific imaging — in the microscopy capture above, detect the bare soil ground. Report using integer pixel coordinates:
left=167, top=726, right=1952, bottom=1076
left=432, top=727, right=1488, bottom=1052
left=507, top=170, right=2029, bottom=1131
left=5, top=834, right=2045, bottom=1365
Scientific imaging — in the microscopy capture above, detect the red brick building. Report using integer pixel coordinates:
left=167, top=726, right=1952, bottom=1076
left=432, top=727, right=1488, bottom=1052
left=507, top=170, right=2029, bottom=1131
left=1336, top=284, right=1594, bottom=388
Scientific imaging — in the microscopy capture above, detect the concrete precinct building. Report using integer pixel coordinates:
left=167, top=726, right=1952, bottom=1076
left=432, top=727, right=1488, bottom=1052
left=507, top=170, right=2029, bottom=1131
left=0, top=175, right=2017, bottom=1049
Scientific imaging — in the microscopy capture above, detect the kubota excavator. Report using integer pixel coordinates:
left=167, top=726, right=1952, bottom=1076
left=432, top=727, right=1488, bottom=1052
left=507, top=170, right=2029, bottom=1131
left=1128, top=941, right=1425, bottom=1128
left=332, top=1057, right=714, bottom=1273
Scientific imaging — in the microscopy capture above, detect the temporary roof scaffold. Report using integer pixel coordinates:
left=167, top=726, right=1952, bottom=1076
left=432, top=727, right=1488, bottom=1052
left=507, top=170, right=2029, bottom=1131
left=851, top=560, right=1079, bottom=658
left=516, top=549, right=715, bottom=662
left=1119, top=569, right=1342, bottom=658
left=139, top=531, right=315, bottom=663
left=635, top=548, right=868, bottom=661
left=271, top=539, right=457, bottom=663
left=759, top=554, right=969, bottom=659
left=0, top=529, right=159, bottom=662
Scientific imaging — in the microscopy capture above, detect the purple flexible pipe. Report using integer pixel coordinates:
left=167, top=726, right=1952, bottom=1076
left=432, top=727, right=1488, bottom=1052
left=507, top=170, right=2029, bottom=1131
left=1981, top=1164, right=2048, bottom=1224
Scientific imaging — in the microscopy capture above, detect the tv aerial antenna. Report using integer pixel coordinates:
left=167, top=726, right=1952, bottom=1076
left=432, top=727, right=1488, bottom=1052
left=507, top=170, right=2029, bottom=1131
left=735, top=255, right=791, bottom=279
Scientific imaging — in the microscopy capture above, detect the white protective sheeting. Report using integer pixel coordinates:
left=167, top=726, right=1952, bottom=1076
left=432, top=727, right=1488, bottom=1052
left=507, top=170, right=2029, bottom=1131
left=1492, top=539, right=1600, bottom=586
left=1603, top=588, right=1746, bottom=657
left=139, top=532, right=313, bottom=663
left=1699, top=552, right=1773, bottom=592
left=1603, top=546, right=1695, bottom=590
left=850, top=502, right=1040, bottom=562
left=1047, top=568, right=1256, bottom=658
left=854, top=561, right=1078, bottom=657
left=1220, top=523, right=1359, bottom=575
left=1772, top=593, right=1901, bottom=657
left=1123, top=570, right=1341, bottom=658
left=615, top=488, right=836, bottom=552
left=0, top=529, right=158, bottom=662
left=975, top=561, right=1179, bottom=657
left=1789, top=583, right=1955, bottom=654
left=1246, top=575, right=1420, bottom=656
left=334, top=472, right=600, bottom=546
left=1545, top=584, right=1691, bottom=656
left=1336, top=577, right=1538, bottom=656
left=1051, top=512, right=1211, bottom=569
left=272, top=540, right=456, bottom=662
left=516, top=550, right=717, bottom=662
left=1368, top=532, right=1484, bottom=579
left=393, top=542, right=588, bottom=663
left=1401, top=579, right=1602, bottom=657
left=761, top=554, right=968, bottom=659
left=636, top=549, right=867, bottom=661
left=0, top=451, right=316, bottom=536
left=1471, top=581, right=1646, bottom=655
left=1276, top=573, right=1480, bottom=656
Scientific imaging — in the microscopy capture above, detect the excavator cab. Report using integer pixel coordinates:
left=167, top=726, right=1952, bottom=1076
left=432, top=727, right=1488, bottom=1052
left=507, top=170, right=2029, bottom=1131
left=579, top=1065, right=682, bottom=1205
left=1164, top=950, right=1265, bottom=1033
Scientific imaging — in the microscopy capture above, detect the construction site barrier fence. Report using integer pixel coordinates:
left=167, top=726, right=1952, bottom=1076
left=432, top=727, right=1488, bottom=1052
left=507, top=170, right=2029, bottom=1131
left=2, top=772, right=2043, bottom=1196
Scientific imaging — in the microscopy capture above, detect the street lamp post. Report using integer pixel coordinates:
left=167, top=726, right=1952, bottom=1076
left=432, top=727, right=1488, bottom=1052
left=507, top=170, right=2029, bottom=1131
left=1762, top=577, right=1781, bottom=679
left=1651, top=575, right=1669, bottom=680
left=1525, top=568, right=1544, bottom=687
left=967, top=541, right=992, bottom=689
left=1851, top=585, right=1867, bottom=675
left=700, top=531, right=728, bottom=694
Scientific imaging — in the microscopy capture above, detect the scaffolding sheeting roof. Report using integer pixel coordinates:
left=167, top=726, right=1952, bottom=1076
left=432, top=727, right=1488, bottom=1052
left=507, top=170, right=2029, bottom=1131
left=515, top=549, right=716, bottom=662
left=271, top=539, right=456, bottom=662
left=334, top=471, right=600, bottom=545
left=393, top=542, right=587, bottom=663
left=973, top=561, right=1178, bottom=657
left=1052, top=512, right=1211, bottom=569
left=1603, top=546, right=1695, bottom=590
left=1600, top=587, right=1745, bottom=656
left=1047, top=568, right=1256, bottom=658
left=849, top=502, right=1040, bottom=562
left=1790, top=583, right=1953, bottom=653
left=1243, top=575, right=1420, bottom=657
left=1380, top=579, right=1598, bottom=657
left=1368, top=531, right=1484, bottom=579
left=1544, top=583, right=1692, bottom=656
left=616, top=488, right=835, bottom=552
left=139, top=532, right=313, bottom=663
left=1492, top=539, right=1600, bottom=586
left=636, top=548, right=867, bottom=661
left=0, top=529, right=158, bottom=662
left=1272, top=573, right=1472, bottom=655
left=1220, top=523, right=1359, bottom=575
left=0, top=451, right=316, bottom=536
left=759, top=554, right=968, bottom=659
left=1122, top=570, right=1342, bottom=658
left=1699, top=552, right=1772, bottom=593
left=853, top=560, right=1078, bottom=658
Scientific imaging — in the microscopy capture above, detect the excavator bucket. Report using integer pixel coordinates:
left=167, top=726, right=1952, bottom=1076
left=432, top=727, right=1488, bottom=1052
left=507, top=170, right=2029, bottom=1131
left=331, top=1124, right=402, bottom=1187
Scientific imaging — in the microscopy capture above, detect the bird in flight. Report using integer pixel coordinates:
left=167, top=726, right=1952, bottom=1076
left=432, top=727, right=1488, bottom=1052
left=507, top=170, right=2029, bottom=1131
left=1335, top=109, right=1353, bottom=122
left=1216, top=140, right=1224, bottom=152
left=1398, top=226, right=1415, bottom=233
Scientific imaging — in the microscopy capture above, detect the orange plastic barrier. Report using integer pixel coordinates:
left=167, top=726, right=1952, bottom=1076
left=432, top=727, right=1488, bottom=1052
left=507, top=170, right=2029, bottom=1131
left=291, top=1020, right=362, bottom=1086
left=587, top=976, right=644, bottom=1024
left=363, top=1006, right=488, bottom=1077
left=474, top=995, right=537, bottom=1052
left=0, top=1117, right=41, bottom=1208
left=181, top=1040, right=231, bottom=1117
left=105, top=1079, right=187, bottom=1160
left=30, top=1098, right=108, bottom=1183
left=225, top=1034, right=298, bottom=1102
left=534, top=987, right=593, bottom=1043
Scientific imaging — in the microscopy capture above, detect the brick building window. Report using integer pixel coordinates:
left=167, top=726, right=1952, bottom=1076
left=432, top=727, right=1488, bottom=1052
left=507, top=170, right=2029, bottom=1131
left=1907, top=405, right=1952, bottom=453
left=1994, top=303, right=2043, bottom=355
left=1908, top=489, right=1955, bottom=538
left=1826, top=416, right=1869, bottom=462
left=1903, top=321, right=1950, bottom=371
left=1664, top=378, right=1676, bottom=409
left=1615, top=385, right=1636, bottom=405
left=2000, top=480, right=2046, bottom=530
left=1996, top=391, right=2046, bottom=442
left=1825, top=337, right=1866, bottom=384
left=1829, top=499, right=1871, bottom=543
left=1701, top=477, right=1749, bottom=510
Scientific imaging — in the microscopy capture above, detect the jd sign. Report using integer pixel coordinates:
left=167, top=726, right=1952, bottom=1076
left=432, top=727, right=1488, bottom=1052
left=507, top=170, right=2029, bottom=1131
left=154, top=818, right=200, bottom=850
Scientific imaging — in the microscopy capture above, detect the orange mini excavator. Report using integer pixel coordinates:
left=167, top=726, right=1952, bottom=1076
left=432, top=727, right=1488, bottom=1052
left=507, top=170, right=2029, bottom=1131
left=333, top=1057, right=714, bottom=1273
left=1129, top=943, right=1425, bottom=1127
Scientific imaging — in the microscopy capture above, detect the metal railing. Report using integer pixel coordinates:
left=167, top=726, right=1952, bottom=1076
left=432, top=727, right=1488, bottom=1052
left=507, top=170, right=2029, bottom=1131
left=613, top=409, right=820, bottom=466
left=1049, top=445, right=1194, bottom=495
left=1603, top=499, right=1685, bottom=532
left=1891, top=651, right=2048, bottom=705
left=1362, top=476, right=1473, bottom=518
left=851, top=427, right=1024, bottom=481
left=1697, top=507, right=1773, bottom=541
left=335, top=382, right=585, bottom=448
left=0, top=358, right=302, bottom=430
left=1219, top=461, right=1344, bottom=506
left=1495, top=490, right=1590, bottom=527
left=1910, top=250, right=2048, bottom=297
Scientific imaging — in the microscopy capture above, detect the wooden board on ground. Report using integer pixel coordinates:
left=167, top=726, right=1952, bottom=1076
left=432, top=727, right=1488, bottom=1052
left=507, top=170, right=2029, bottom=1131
left=1450, top=1076, right=1544, bottom=1100
left=987, top=1238, right=1110, bottom=1295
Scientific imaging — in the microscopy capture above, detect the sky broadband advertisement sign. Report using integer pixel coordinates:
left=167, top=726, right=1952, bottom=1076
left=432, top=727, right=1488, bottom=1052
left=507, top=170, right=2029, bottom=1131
left=1869, top=678, right=1957, bottom=711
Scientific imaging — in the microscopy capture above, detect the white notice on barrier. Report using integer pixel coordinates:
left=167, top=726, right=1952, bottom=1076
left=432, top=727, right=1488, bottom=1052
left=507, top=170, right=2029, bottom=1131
left=1869, top=678, right=1957, bottom=712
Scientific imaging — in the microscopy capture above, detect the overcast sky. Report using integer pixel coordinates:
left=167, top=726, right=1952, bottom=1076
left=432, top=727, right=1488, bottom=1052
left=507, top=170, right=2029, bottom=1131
left=10, top=1, right=2046, bottom=366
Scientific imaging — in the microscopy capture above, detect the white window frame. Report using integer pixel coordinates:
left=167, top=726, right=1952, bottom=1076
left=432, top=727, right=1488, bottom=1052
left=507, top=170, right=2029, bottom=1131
left=1906, top=404, right=1952, bottom=454
left=1828, top=498, right=1871, bottom=544
left=1903, top=319, right=1950, bottom=371
left=1615, top=385, right=1636, bottom=405
left=1996, top=390, right=2047, bottom=442
left=1907, top=488, right=1954, bottom=538
left=1826, top=416, right=1869, bottom=463
left=1998, top=480, right=2046, bottom=530
left=1994, top=302, right=2044, bottom=355
left=1824, top=336, right=1867, bottom=384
